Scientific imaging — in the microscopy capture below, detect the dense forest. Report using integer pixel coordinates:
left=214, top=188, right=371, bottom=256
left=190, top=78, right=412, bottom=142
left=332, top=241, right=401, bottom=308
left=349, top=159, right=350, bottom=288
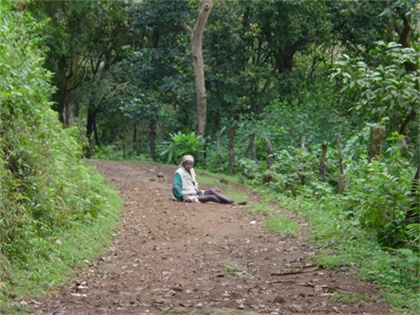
left=0, top=0, right=419, bottom=313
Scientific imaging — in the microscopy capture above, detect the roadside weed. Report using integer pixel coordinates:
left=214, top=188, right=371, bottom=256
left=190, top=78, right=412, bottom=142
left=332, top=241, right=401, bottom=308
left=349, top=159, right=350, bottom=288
left=221, top=264, right=241, bottom=273
left=263, top=216, right=299, bottom=237
left=220, top=263, right=249, bottom=280
left=248, top=202, right=274, bottom=215
left=329, top=292, right=375, bottom=304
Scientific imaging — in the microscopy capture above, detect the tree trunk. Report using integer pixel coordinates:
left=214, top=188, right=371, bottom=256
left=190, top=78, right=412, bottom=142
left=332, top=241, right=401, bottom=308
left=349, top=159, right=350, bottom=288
left=86, top=102, right=102, bottom=157
left=86, top=137, right=94, bottom=159
left=148, top=124, right=157, bottom=161
left=133, top=123, right=141, bottom=156
left=121, top=134, right=126, bottom=160
left=228, top=123, right=237, bottom=174
left=368, top=125, right=386, bottom=161
left=61, top=56, right=89, bottom=127
left=85, top=109, right=94, bottom=158
left=301, top=136, right=307, bottom=151
left=62, top=90, right=74, bottom=127
left=320, top=142, right=328, bottom=182
left=336, top=135, right=345, bottom=194
left=217, top=126, right=226, bottom=161
left=182, top=0, right=213, bottom=136
left=204, top=136, right=211, bottom=161
left=264, top=134, right=273, bottom=170
left=86, top=106, right=99, bottom=141
left=93, top=120, right=99, bottom=148
left=244, top=132, right=257, bottom=161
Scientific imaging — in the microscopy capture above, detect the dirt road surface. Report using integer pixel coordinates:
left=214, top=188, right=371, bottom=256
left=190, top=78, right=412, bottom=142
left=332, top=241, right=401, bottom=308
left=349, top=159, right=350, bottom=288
left=30, top=161, right=394, bottom=315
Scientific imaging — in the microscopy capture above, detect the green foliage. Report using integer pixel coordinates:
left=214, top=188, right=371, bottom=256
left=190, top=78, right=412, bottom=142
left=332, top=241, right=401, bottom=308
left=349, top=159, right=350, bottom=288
left=7, top=0, right=418, bottom=312
left=25, top=0, right=419, bottom=166
left=92, top=143, right=152, bottom=162
left=331, top=41, right=419, bottom=139
left=405, top=223, right=420, bottom=247
left=0, top=4, right=122, bottom=313
left=329, top=41, right=419, bottom=250
left=250, top=187, right=419, bottom=313
left=31, top=0, right=131, bottom=117
left=327, top=0, right=388, bottom=57
left=238, top=119, right=419, bottom=313
left=263, top=216, right=299, bottom=237
left=237, top=158, right=262, bottom=180
left=239, top=126, right=418, bottom=250
left=387, top=248, right=420, bottom=280
left=341, top=140, right=418, bottom=248
left=239, top=146, right=324, bottom=198
left=248, top=202, right=274, bottom=215
left=259, top=96, right=354, bottom=149
left=159, top=131, right=205, bottom=164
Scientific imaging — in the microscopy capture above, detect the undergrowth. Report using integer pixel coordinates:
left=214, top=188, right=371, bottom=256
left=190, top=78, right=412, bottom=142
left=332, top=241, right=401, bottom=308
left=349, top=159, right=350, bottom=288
left=0, top=167, right=122, bottom=314
left=253, top=187, right=419, bottom=313
left=0, top=6, right=123, bottom=314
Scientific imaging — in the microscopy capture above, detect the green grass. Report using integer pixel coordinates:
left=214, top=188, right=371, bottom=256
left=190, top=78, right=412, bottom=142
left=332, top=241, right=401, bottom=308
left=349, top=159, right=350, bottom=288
left=263, top=215, right=299, bottom=237
left=221, top=263, right=242, bottom=273
left=199, top=169, right=243, bottom=186
left=251, top=187, right=420, bottom=314
left=329, top=292, right=375, bottom=304
left=248, top=202, right=275, bottom=215
left=0, top=171, right=122, bottom=315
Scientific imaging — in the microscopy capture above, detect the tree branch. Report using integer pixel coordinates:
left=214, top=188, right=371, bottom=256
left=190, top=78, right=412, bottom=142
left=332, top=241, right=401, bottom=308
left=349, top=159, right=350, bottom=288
left=181, top=22, right=193, bottom=40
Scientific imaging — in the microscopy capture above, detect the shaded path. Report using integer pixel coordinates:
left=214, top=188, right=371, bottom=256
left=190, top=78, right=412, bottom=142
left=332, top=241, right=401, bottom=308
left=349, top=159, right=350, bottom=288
left=31, top=161, right=393, bottom=315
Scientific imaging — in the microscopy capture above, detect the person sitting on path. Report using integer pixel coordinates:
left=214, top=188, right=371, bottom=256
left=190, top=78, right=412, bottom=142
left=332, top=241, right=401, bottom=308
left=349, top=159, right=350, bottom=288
left=172, top=155, right=247, bottom=205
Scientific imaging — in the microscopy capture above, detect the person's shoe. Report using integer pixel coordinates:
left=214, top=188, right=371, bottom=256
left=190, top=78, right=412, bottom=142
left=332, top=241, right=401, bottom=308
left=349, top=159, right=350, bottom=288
left=233, top=201, right=247, bottom=206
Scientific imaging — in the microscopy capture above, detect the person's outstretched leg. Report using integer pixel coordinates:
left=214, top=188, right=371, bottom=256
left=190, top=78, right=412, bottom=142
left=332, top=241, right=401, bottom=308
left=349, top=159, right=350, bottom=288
left=198, top=194, right=223, bottom=203
left=198, top=189, right=246, bottom=205
left=205, top=189, right=234, bottom=203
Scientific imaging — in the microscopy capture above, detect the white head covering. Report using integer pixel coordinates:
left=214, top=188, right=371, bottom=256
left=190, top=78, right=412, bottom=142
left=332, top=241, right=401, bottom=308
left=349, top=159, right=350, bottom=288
left=179, top=155, right=194, bottom=167
left=182, top=155, right=194, bottom=163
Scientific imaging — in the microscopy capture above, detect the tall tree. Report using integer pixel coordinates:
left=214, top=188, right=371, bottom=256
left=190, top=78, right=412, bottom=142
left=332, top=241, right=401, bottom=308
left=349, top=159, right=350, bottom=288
left=30, top=1, right=130, bottom=127
left=116, top=0, right=193, bottom=159
left=202, top=0, right=333, bottom=125
left=182, top=0, right=213, bottom=136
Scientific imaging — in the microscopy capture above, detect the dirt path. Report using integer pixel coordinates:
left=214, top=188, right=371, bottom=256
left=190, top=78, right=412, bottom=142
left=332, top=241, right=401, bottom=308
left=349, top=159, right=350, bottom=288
left=31, top=161, right=394, bottom=315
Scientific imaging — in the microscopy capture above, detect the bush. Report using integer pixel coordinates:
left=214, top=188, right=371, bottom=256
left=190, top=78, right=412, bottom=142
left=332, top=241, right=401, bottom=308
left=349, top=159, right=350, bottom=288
left=342, top=156, right=418, bottom=249
left=0, top=5, right=121, bottom=312
left=159, top=131, right=205, bottom=164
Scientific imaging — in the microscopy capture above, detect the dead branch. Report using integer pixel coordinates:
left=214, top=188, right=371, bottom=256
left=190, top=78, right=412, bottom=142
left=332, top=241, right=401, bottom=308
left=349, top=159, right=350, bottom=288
left=271, top=266, right=319, bottom=276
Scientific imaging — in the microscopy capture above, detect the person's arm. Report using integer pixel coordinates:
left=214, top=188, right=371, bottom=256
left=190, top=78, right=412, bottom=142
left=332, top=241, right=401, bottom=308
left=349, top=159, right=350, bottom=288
left=172, top=172, right=184, bottom=201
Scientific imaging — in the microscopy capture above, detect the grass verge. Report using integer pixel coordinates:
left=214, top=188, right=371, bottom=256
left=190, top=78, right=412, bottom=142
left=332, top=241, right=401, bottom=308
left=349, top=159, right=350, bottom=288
left=0, top=167, right=122, bottom=315
left=263, top=215, right=299, bottom=237
left=256, top=189, right=419, bottom=314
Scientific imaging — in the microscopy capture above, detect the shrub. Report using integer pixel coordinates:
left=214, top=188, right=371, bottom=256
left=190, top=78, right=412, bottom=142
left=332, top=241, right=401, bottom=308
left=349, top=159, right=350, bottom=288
left=159, top=131, right=205, bottom=164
